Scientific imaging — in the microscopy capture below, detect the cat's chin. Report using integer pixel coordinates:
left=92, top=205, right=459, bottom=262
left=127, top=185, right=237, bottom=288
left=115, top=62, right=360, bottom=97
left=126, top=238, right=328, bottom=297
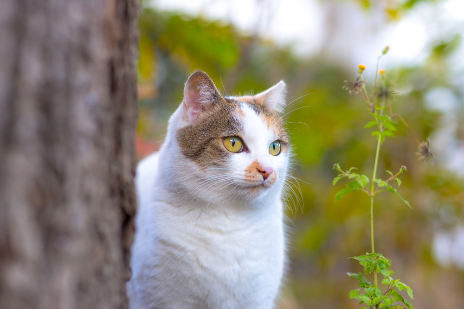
left=236, top=181, right=274, bottom=197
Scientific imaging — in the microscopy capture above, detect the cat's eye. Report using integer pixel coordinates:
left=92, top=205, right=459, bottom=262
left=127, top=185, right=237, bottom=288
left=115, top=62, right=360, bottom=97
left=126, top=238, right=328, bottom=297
left=223, top=136, right=243, bottom=153
left=269, top=141, right=281, bottom=156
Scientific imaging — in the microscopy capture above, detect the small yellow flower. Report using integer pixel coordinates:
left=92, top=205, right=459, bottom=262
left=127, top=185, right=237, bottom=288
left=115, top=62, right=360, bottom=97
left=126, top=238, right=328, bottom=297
left=358, top=64, right=366, bottom=74
left=379, top=69, right=387, bottom=76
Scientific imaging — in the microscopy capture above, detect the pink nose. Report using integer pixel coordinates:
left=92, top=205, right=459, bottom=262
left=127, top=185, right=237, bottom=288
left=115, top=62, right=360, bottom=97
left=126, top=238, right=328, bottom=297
left=257, top=165, right=273, bottom=180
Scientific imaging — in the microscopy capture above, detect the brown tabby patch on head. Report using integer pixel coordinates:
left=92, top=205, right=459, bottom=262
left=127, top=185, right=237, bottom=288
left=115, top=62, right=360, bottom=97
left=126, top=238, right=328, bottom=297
left=176, top=98, right=242, bottom=168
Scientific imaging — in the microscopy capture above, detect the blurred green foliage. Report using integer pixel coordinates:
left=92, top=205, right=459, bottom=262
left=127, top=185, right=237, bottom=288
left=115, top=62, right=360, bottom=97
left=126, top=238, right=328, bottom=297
left=136, top=2, right=464, bottom=308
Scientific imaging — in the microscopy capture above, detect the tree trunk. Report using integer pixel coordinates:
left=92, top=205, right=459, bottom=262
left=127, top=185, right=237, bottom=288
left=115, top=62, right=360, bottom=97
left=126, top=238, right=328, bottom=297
left=0, top=0, right=138, bottom=308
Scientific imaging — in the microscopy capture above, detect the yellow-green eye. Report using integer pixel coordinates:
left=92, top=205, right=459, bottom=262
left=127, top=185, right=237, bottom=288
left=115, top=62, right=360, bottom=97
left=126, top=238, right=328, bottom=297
left=223, top=136, right=243, bottom=153
left=269, top=141, right=281, bottom=156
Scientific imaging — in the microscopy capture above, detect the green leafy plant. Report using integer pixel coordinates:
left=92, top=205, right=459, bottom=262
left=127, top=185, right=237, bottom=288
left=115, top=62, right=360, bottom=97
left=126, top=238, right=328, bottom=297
left=334, top=47, right=433, bottom=309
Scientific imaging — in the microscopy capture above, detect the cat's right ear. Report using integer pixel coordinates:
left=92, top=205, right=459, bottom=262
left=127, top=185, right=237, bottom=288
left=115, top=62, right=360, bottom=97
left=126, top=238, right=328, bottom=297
left=183, top=70, right=221, bottom=125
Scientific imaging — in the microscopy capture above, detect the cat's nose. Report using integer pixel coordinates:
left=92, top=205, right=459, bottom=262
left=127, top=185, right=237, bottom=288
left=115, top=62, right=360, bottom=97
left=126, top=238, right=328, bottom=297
left=257, top=165, right=273, bottom=180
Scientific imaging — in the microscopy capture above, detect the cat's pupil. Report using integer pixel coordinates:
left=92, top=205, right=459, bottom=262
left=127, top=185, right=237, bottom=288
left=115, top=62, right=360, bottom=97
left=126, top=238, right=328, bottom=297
left=232, top=140, right=235, bottom=147
left=273, top=144, right=276, bottom=150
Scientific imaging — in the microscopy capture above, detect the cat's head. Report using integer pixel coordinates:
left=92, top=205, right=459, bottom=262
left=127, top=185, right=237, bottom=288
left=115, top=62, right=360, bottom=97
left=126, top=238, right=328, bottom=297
left=168, top=70, right=290, bottom=204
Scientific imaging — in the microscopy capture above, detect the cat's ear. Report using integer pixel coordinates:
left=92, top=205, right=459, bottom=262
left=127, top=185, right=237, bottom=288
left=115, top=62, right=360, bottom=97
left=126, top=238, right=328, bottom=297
left=183, top=70, right=222, bottom=124
left=253, top=81, right=287, bottom=113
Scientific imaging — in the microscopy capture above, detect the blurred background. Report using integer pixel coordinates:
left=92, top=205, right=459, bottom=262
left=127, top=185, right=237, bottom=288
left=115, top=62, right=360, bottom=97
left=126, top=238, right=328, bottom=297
left=135, top=0, right=464, bottom=308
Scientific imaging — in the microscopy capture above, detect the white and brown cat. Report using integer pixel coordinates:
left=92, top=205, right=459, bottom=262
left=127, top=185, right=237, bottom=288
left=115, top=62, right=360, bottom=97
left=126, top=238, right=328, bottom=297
left=127, top=71, right=290, bottom=309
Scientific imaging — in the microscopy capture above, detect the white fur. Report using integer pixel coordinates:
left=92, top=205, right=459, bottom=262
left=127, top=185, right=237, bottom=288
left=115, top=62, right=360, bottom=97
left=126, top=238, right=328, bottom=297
left=127, top=90, right=289, bottom=309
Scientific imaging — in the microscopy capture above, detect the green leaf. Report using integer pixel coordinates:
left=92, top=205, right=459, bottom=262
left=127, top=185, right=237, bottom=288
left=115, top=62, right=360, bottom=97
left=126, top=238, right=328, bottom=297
left=348, top=181, right=360, bottom=189
left=372, top=131, right=380, bottom=137
left=396, top=282, right=405, bottom=291
left=333, top=175, right=344, bottom=185
left=382, top=278, right=391, bottom=285
left=334, top=187, right=356, bottom=203
left=386, top=170, right=393, bottom=176
left=386, top=184, right=411, bottom=208
left=383, top=130, right=394, bottom=137
left=372, top=295, right=388, bottom=306
left=391, top=289, right=405, bottom=303
left=349, top=289, right=360, bottom=299
left=360, top=175, right=369, bottom=187
left=380, top=269, right=392, bottom=276
left=375, top=179, right=387, bottom=187
left=403, top=299, right=414, bottom=308
left=373, top=114, right=392, bottom=122
left=396, top=178, right=402, bottom=187
left=384, top=122, right=397, bottom=131
left=347, top=272, right=368, bottom=284
left=364, top=120, right=378, bottom=128
left=405, top=286, right=414, bottom=299
left=382, top=297, right=394, bottom=307
left=355, top=295, right=372, bottom=306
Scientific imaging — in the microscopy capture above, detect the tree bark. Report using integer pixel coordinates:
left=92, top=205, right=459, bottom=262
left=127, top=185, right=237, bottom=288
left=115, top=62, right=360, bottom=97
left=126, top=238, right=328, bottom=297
left=0, top=0, right=138, bottom=308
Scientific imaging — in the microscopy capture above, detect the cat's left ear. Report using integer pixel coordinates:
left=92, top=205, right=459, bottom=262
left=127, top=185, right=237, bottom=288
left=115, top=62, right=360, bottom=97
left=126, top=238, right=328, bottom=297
left=183, top=70, right=222, bottom=125
left=253, top=81, right=287, bottom=113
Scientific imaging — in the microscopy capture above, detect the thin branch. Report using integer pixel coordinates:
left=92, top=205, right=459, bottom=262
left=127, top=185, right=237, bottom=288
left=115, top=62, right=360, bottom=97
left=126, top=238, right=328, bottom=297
left=384, top=170, right=404, bottom=184
left=383, top=284, right=393, bottom=296
left=386, top=97, right=421, bottom=145
left=373, top=56, right=381, bottom=106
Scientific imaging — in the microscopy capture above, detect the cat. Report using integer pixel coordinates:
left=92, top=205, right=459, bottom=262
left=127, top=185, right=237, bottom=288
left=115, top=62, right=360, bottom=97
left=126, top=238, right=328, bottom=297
left=127, top=70, right=291, bottom=309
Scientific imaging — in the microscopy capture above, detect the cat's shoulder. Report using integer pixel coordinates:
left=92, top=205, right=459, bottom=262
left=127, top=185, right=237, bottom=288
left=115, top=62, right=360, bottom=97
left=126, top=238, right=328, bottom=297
left=135, top=152, right=160, bottom=206
left=136, top=152, right=159, bottom=178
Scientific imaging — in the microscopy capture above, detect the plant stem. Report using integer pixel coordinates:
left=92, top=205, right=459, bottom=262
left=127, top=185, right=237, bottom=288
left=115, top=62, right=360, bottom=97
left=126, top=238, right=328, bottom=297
left=370, top=133, right=381, bottom=288
left=369, top=76, right=386, bottom=288
left=370, top=197, right=375, bottom=255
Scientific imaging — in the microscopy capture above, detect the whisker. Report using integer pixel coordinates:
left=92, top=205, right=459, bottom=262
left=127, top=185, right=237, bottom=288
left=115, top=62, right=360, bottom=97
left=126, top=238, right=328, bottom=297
left=284, top=93, right=313, bottom=108
left=283, top=105, right=314, bottom=118
left=286, top=122, right=310, bottom=131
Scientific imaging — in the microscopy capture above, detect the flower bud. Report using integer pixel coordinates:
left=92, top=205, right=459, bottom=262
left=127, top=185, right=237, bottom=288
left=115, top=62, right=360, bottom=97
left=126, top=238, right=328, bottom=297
left=358, top=64, right=366, bottom=74
left=382, top=46, right=390, bottom=55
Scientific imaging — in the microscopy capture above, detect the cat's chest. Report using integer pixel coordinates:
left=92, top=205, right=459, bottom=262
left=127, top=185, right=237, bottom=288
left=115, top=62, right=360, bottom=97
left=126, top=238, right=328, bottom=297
left=157, top=202, right=284, bottom=278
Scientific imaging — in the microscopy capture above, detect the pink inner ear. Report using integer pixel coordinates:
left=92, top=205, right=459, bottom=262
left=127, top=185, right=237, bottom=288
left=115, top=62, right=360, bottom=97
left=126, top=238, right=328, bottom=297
left=185, top=87, right=203, bottom=123
left=183, top=71, right=221, bottom=125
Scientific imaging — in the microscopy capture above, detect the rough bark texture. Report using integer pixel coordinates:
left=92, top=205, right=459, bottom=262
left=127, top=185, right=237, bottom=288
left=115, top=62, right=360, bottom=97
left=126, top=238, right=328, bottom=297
left=0, top=0, right=138, bottom=308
